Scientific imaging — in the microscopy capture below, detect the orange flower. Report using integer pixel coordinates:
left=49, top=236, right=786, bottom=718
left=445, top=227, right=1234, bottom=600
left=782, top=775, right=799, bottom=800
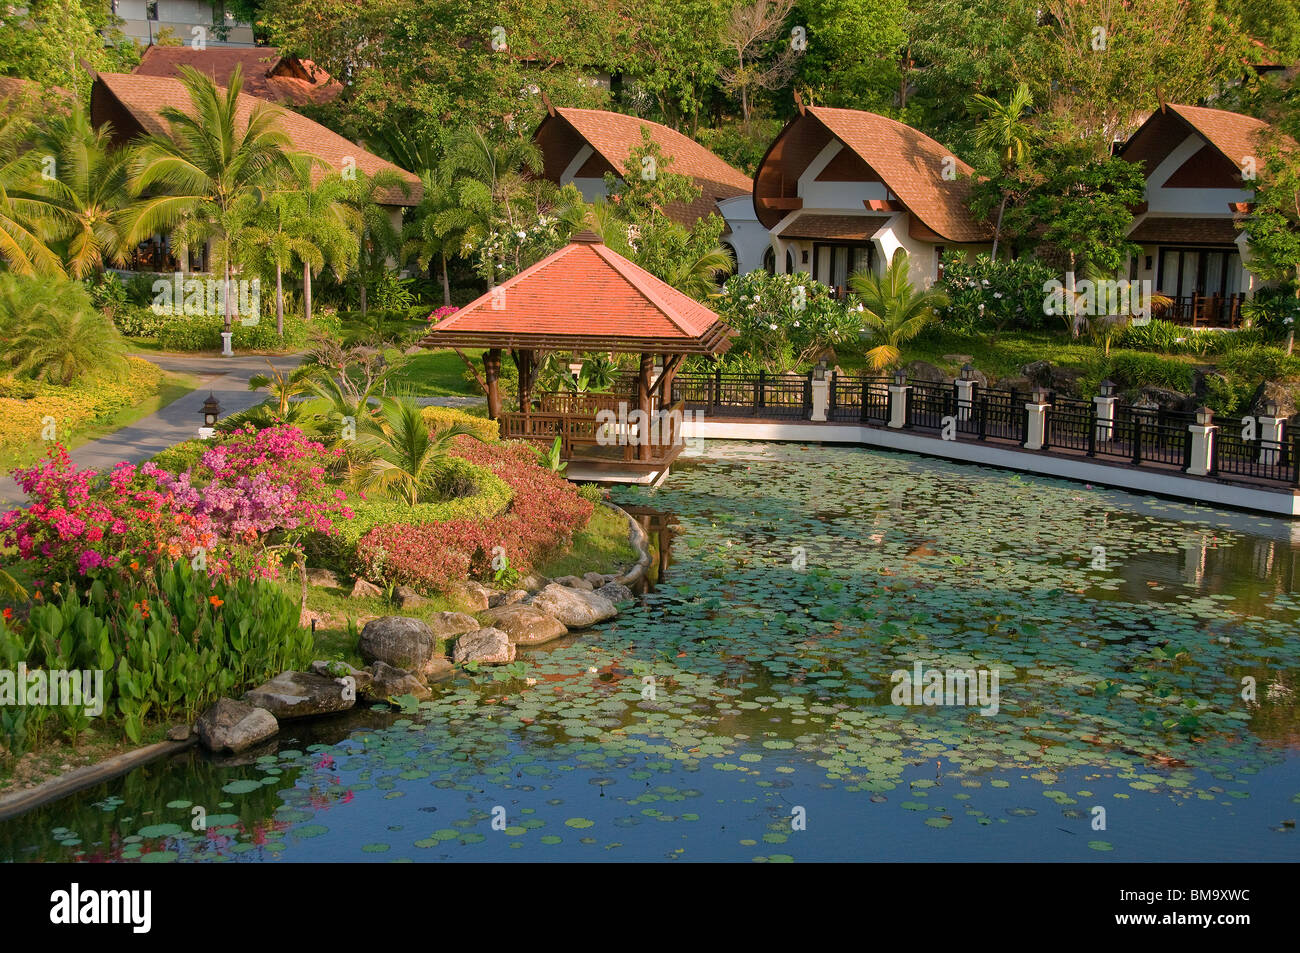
left=209, top=595, right=224, bottom=608
left=130, top=561, right=139, bottom=570
left=2, top=607, right=12, bottom=621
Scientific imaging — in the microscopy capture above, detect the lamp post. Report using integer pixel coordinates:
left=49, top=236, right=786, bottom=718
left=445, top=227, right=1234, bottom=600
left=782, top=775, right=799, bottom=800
left=199, top=393, right=221, bottom=439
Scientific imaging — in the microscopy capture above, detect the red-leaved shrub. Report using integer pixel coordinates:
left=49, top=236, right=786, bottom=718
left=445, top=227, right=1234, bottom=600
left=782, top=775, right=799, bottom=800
left=355, top=438, right=594, bottom=593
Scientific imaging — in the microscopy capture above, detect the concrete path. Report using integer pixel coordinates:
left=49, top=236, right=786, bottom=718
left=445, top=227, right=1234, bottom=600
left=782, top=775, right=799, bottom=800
left=0, top=352, right=303, bottom=505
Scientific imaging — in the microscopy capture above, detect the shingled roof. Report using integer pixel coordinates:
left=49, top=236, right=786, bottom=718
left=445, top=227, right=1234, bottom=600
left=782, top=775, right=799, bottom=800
left=92, top=72, right=420, bottom=206
left=1119, top=104, right=1281, bottom=183
left=421, top=232, right=734, bottom=355
left=134, top=46, right=343, bottom=106
left=536, top=107, right=752, bottom=228
left=754, top=106, right=991, bottom=244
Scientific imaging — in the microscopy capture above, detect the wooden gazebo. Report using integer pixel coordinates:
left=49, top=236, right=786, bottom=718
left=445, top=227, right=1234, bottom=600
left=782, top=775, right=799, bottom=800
left=420, top=232, right=734, bottom=479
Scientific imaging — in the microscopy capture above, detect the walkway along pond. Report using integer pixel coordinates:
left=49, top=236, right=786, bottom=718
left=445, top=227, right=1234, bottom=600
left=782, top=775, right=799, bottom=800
left=1, top=442, right=1298, bottom=861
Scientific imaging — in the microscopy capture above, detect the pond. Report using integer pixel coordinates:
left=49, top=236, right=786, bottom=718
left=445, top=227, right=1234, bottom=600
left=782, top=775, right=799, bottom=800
left=3, top=441, right=1299, bottom=862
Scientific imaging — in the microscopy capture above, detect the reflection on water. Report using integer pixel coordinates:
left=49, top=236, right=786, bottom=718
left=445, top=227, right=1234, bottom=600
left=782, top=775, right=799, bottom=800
left=3, top=441, right=1300, bottom=862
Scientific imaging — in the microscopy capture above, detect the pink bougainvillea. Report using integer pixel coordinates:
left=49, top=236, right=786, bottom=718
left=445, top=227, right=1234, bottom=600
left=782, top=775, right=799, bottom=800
left=2, top=426, right=351, bottom=584
left=355, top=438, right=594, bottom=593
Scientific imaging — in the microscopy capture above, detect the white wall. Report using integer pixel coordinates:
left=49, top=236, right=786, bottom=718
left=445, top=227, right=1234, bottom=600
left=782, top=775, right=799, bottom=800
left=716, top=194, right=769, bottom=276
left=112, top=0, right=256, bottom=46
left=1145, top=134, right=1253, bottom=215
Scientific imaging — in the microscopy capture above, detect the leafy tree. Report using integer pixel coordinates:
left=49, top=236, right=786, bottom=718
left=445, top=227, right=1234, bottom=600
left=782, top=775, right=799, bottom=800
left=341, top=168, right=410, bottom=315
left=0, top=0, right=139, bottom=98
left=720, top=0, right=801, bottom=134
left=1241, top=128, right=1300, bottom=354
left=850, top=249, right=948, bottom=370
left=795, top=0, right=906, bottom=113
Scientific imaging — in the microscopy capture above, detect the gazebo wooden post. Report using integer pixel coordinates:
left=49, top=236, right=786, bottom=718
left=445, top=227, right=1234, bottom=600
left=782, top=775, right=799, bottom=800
left=638, top=353, right=654, bottom=462
left=518, top=349, right=534, bottom=414
left=484, top=348, right=502, bottom=421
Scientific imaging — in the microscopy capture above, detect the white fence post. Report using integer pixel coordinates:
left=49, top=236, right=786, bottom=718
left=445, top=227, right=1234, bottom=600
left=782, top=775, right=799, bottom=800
left=1094, top=380, right=1117, bottom=445
left=888, top=374, right=910, bottom=429
left=1024, top=389, right=1049, bottom=451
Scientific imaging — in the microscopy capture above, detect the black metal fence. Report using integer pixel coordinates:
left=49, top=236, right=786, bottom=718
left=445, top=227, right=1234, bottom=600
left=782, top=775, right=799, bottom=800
left=1211, top=418, right=1298, bottom=483
left=672, top=370, right=810, bottom=419
left=827, top=373, right=889, bottom=423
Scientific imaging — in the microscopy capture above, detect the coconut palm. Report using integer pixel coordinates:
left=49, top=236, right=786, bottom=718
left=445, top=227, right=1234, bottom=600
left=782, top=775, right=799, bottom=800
left=403, top=163, right=462, bottom=307
left=238, top=165, right=321, bottom=336
left=124, top=65, right=302, bottom=335
left=0, top=100, right=64, bottom=277
left=295, top=172, right=361, bottom=323
left=32, top=105, right=132, bottom=278
left=850, top=250, right=949, bottom=372
left=971, top=83, right=1035, bottom=259
left=0, top=274, right=126, bottom=384
left=341, top=168, right=409, bottom=316
left=354, top=396, right=484, bottom=505
left=663, top=245, right=735, bottom=299
left=247, top=358, right=321, bottom=418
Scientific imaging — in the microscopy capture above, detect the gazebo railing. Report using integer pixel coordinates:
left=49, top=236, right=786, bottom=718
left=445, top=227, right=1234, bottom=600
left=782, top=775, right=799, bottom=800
left=672, top=370, right=812, bottom=418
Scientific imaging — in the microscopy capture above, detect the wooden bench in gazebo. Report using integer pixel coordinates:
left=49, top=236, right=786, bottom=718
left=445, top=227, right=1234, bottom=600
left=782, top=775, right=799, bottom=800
left=419, top=231, right=734, bottom=481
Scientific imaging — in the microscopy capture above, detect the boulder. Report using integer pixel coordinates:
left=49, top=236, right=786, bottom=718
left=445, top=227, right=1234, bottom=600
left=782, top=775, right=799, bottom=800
left=305, top=567, right=341, bottom=588
left=446, top=580, right=493, bottom=611
left=1134, top=387, right=1195, bottom=414
left=310, top=659, right=374, bottom=696
left=942, top=353, right=974, bottom=365
left=243, top=670, right=355, bottom=719
left=452, top=627, right=517, bottom=665
left=359, top=616, right=437, bottom=673
left=595, top=581, right=635, bottom=604
left=1250, top=380, right=1299, bottom=419
left=489, top=588, right=528, bottom=609
left=425, top=611, right=481, bottom=639
left=528, top=583, right=618, bottom=628
left=1020, top=361, right=1083, bottom=397
left=902, top=360, right=945, bottom=384
left=166, top=724, right=192, bottom=742
left=351, top=577, right=383, bottom=599
left=299, top=608, right=325, bottom=630
left=394, top=585, right=429, bottom=609
left=196, top=698, right=278, bottom=754
left=554, top=574, right=595, bottom=591
left=362, top=661, right=431, bottom=702
left=481, top=604, right=568, bottom=645
left=583, top=572, right=607, bottom=588
left=519, top=573, right=549, bottom=592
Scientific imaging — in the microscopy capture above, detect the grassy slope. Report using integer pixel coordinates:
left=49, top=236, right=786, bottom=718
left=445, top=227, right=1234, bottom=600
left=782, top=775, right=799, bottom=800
left=387, top=347, right=486, bottom=398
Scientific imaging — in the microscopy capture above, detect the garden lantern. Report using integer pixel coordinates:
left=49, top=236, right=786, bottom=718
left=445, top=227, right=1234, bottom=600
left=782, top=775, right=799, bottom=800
left=1099, top=379, right=1116, bottom=398
left=960, top=363, right=975, bottom=381
left=893, top=368, right=906, bottom=386
left=1262, top=399, right=1280, bottom=418
left=201, top=393, right=221, bottom=428
left=1032, top=386, right=1049, bottom=405
left=1196, top=406, right=1214, bottom=427
left=813, top=359, right=827, bottom=381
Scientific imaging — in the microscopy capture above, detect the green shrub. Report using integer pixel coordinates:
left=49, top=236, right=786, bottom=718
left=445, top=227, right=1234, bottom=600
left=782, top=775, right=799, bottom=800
left=148, top=439, right=212, bottom=473
left=1100, top=351, right=1195, bottom=394
left=154, top=310, right=340, bottom=352
left=577, top=483, right=605, bottom=503
left=1201, top=373, right=1240, bottom=416
left=940, top=253, right=1058, bottom=333
left=421, top=405, right=499, bottom=441
left=1114, top=319, right=1184, bottom=352
left=1217, top=344, right=1300, bottom=384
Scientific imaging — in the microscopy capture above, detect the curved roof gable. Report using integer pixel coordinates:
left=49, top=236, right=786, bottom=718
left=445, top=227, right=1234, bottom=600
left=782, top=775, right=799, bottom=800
left=1119, top=104, right=1277, bottom=182
left=540, top=107, right=751, bottom=227
left=755, top=106, right=990, bottom=243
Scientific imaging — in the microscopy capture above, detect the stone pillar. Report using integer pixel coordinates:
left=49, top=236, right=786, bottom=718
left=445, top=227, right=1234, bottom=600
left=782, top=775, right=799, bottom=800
left=220, top=331, right=234, bottom=357
left=954, top=379, right=976, bottom=422
left=1024, top=398, right=1049, bottom=451
left=1094, top=394, right=1117, bottom=444
left=1259, top=414, right=1285, bottom=466
left=810, top=378, right=829, bottom=422
left=1187, top=423, right=1216, bottom=476
left=887, top=382, right=910, bottom=429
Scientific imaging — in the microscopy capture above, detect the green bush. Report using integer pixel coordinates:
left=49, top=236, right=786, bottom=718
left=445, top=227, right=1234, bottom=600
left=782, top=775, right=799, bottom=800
left=154, top=310, right=341, bottom=352
left=421, top=405, right=499, bottom=441
left=940, top=253, right=1058, bottom=333
left=1200, top=373, right=1240, bottom=416
left=577, top=483, right=605, bottom=503
left=1100, top=351, right=1195, bottom=394
left=0, top=560, right=309, bottom=749
left=1217, top=344, right=1300, bottom=384
left=1114, top=319, right=1184, bottom=353
left=148, top=439, right=212, bottom=473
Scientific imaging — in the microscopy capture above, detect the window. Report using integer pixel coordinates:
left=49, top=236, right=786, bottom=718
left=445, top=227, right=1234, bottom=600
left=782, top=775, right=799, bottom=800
left=762, top=247, right=776, bottom=275
left=812, top=243, right=873, bottom=293
left=1157, top=247, right=1242, bottom=300
left=935, top=246, right=945, bottom=280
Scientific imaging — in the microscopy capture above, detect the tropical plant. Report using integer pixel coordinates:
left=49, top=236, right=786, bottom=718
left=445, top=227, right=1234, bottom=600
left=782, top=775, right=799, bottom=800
left=538, top=434, right=567, bottom=475
left=294, top=171, right=361, bottom=323
left=238, top=171, right=319, bottom=336
left=970, top=82, right=1035, bottom=258
left=247, top=358, right=322, bottom=419
left=354, top=396, right=486, bottom=505
left=0, top=97, right=63, bottom=277
left=850, top=250, right=949, bottom=371
left=341, top=168, right=409, bottom=314
left=0, top=274, right=126, bottom=384
left=124, top=65, right=302, bottom=334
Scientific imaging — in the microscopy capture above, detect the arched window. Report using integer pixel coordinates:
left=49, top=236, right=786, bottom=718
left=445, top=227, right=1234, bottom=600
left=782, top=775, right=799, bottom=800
left=762, top=247, right=776, bottom=275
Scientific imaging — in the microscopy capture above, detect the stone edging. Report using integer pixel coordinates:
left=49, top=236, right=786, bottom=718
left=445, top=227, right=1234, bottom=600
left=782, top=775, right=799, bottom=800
left=604, top=500, right=652, bottom=588
left=0, top=736, right=197, bottom=823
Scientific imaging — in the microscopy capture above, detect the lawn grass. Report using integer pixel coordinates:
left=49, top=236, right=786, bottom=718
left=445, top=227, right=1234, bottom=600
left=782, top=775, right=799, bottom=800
left=535, top=502, right=637, bottom=579
left=388, top=347, right=486, bottom=398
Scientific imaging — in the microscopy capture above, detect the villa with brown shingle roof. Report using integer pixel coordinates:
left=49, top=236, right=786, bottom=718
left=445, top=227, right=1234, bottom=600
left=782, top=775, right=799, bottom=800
left=90, top=71, right=420, bottom=207
left=1118, top=103, right=1285, bottom=324
left=133, top=46, right=343, bottom=107
left=753, top=103, right=992, bottom=292
left=534, top=105, right=772, bottom=274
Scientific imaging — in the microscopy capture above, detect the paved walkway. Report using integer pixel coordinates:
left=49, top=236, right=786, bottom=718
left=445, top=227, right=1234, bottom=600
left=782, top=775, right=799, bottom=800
left=0, top=352, right=303, bottom=505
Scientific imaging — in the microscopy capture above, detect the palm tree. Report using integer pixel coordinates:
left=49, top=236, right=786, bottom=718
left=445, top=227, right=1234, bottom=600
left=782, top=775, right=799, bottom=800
left=0, top=274, right=126, bottom=384
left=247, top=358, right=320, bottom=418
left=0, top=99, right=64, bottom=277
left=32, top=105, right=132, bottom=278
left=354, top=396, right=484, bottom=506
left=663, top=245, right=735, bottom=299
left=971, top=83, right=1035, bottom=259
left=295, top=172, right=360, bottom=323
left=341, top=168, right=409, bottom=315
left=124, top=65, right=301, bottom=336
left=238, top=167, right=319, bottom=336
left=403, top=163, right=460, bottom=307
left=850, top=250, right=949, bottom=372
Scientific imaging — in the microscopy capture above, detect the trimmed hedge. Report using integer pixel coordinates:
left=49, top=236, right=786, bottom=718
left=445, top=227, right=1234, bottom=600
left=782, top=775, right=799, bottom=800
left=0, top=357, right=163, bottom=460
left=421, top=405, right=499, bottom=441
